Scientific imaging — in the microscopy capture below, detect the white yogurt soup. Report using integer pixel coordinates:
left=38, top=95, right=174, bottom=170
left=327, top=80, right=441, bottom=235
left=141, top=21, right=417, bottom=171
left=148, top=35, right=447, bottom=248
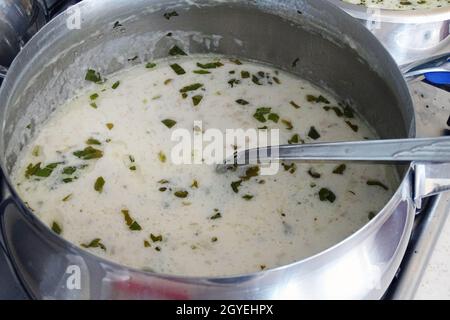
left=12, top=54, right=398, bottom=277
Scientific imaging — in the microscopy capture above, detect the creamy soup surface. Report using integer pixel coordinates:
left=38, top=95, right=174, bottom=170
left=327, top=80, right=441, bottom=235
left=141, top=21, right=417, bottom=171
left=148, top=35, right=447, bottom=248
left=12, top=56, right=397, bottom=277
left=342, top=0, right=449, bottom=10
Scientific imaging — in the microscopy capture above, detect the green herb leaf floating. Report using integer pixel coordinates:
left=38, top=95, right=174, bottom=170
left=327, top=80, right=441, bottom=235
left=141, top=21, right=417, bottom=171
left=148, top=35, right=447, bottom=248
left=242, top=194, right=254, bottom=200
left=210, top=209, right=222, bottom=220
left=268, top=113, right=280, bottom=123
left=144, top=240, right=151, bottom=247
left=282, top=162, right=297, bottom=174
left=193, top=70, right=210, bottom=74
left=367, top=180, right=389, bottom=190
left=307, top=168, right=321, bottom=179
left=170, top=63, right=186, bottom=75
left=73, top=146, right=103, bottom=160
left=90, top=93, right=99, bottom=100
left=62, top=194, right=72, bottom=202
left=25, top=162, right=62, bottom=178
left=86, top=138, right=101, bottom=145
left=179, top=83, right=203, bottom=93
left=281, top=119, right=293, bottom=130
left=174, top=190, right=189, bottom=198
left=241, top=166, right=260, bottom=181
left=111, top=81, right=120, bottom=89
left=150, top=234, right=163, bottom=242
left=333, top=164, right=347, bottom=175
left=90, top=102, right=98, bottom=109
left=158, top=151, right=167, bottom=163
left=106, top=123, right=114, bottom=130
left=81, top=238, right=106, bottom=251
left=63, top=166, right=77, bottom=175
left=192, top=95, right=203, bottom=106
left=241, top=71, right=250, bottom=79
left=146, top=62, right=156, bottom=69
left=94, top=176, right=105, bottom=193
left=121, top=209, right=142, bottom=231
left=319, top=188, right=336, bottom=203
left=85, top=69, right=103, bottom=83
left=290, top=101, right=301, bottom=109
left=345, top=121, right=359, bottom=132
left=196, top=61, right=224, bottom=69
left=191, top=180, right=199, bottom=189
left=163, top=11, right=178, bottom=20
left=230, top=58, right=242, bottom=65
left=308, top=126, right=320, bottom=140
left=253, top=107, right=271, bottom=123
left=288, top=134, right=301, bottom=145
left=307, top=94, right=330, bottom=104
left=51, top=222, right=62, bottom=235
left=236, top=99, right=249, bottom=105
left=252, top=74, right=262, bottom=85
left=343, top=105, right=355, bottom=118
left=161, top=119, right=177, bottom=129
left=168, top=45, right=187, bottom=56
left=231, top=180, right=242, bottom=193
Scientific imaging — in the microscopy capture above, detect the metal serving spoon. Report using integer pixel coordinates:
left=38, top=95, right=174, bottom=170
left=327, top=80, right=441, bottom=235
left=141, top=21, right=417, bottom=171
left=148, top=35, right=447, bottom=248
left=216, top=136, right=450, bottom=173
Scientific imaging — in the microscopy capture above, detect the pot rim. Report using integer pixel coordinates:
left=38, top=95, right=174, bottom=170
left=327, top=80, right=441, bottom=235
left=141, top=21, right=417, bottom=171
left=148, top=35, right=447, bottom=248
left=327, top=0, right=450, bottom=23
left=0, top=0, right=417, bottom=283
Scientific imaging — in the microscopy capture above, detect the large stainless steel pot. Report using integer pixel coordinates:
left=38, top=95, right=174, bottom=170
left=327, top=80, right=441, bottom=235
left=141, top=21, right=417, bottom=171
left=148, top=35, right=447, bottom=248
left=0, top=0, right=449, bottom=300
left=328, top=0, right=450, bottom=65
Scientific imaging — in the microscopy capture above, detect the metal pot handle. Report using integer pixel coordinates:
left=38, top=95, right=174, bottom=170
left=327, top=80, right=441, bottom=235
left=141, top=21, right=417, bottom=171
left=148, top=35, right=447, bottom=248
left=402, top=53, right=450, bottom=86
left=413, top=162, right=450, bottom=209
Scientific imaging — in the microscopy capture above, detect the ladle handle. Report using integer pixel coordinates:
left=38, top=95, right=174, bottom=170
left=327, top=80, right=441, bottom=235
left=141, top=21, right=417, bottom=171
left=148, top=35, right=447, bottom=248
left=234, top=136, right=450, bottom=164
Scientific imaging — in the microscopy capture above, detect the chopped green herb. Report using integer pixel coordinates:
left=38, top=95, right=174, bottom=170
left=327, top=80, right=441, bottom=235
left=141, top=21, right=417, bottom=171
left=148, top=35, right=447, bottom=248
left=51, top=222, right=62, bottom=235
left=273, top=77, right=281, bottom=84
left=345, top=121, right=359, bottom=132
left=32, top=146, right=40, bottom=157
left=230, top=59, right=242, bottom=65
left=252, top=74, right=262, bottom=85
left=288, top=134, right=302, bottom=145
left=367, top=180, right=389, bottom=190
left=308, top=126, right=320, bottom=140
left=63, top=178, right=74, bottom=183
left=241, top=166, right=260, bottom=181
left=319, top=188, right=336, bottom=203
left=197, top=61, right=223, bottom=69
left=90, top=102, right=98, bottom=109
left=85, top=69, right=103, bottom=83
left=192, top=95, right=203, bottom=106
left=253, top=107, right=271, bottom=123
left=94, top=177, right=105, bottom=193
left=228, top=79, right=240, bottom=87
left=231, top=180, right=242, bottom=193
left=368, top=211, right=377, bottom=220
left=307, top=94, right=330, bottom=104
left=73, top=146, right=103, bottom=160
left=144, top=240, right=151, bottom=247
left=25, top=162, right=61, bottom=178
left=211, top=237, right=218, bottom=242
left=282, top=162, right=297, bottom=174
left=333, top=164, right=346, bottom=175
left=150, top=234, right=163, bottom=242
left=343, top=105, right=355, bottom=118
left=170, top=63, right=186, bottom=75
left=242, top=194, right=254, bottom=200
left=179, top=83, right=203, bottom=93
left=161, top=119, right=177, bottom=128
left=86, top=138, right=101, bottom=145
left=158, top=179, right=169, bottom=184
left=158, top=151, right=167, bottom=163
left=236, top=99, right=249, bottom=105
left=268, top=113, right=280, bottom=123
left=193, top=70, right=210, bottom=74
left=145, top=62, right=156, bottom=69
left=210, top=211, right=222, bottom=220
left=81, top=238, right=106, bottom=251
left=62, top=166, right=77, bottom=175
left=281, top=119, right=293, bottom=130
left=121, top=209, right=142, bottom=231
left=111, top=81, right=120, bottom=89
left=168, top=45, right=187, bottom=56
left=290, top=101, right=301, bottom=109
left=307, top=168, right=321, bottom=179
left=191, top=180, right=199, bottom=189
left=90, top=93, right=99, bottom=100
left=62, top=194, right=72, bottom=202
left=163, top=11, right=178, bottom=20
left=129, top=221, right=142, bottom=231
left=174, top=190, right=188, bottom=198
left=106, top=123, right=114, bottom=130
left=241, top=71, right=250, bottom=79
